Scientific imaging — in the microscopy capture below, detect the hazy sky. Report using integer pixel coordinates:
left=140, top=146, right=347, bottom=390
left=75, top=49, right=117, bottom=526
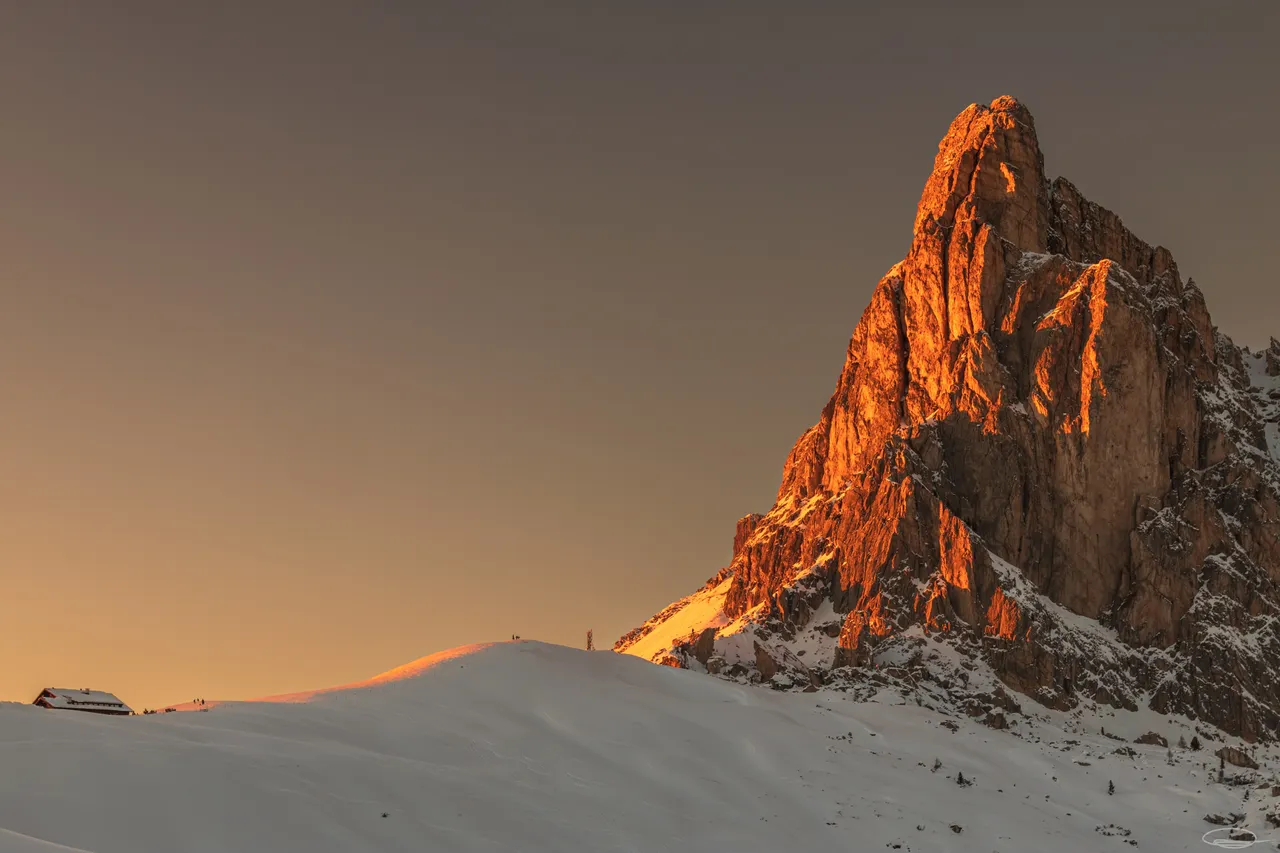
left=2, top=2, right=1277, bottom=710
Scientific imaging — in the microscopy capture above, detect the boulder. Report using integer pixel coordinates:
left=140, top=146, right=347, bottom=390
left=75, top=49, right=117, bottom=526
left=1215, top=746, right=1259, bottom=770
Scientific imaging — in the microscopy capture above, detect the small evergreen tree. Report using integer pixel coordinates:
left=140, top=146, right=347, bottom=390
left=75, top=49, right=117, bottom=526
left=1191, top=735, right=1201, bottom=751
left=586, top=629, right=594, bottom=651
left=1178, top=735, right=1188, bottom=749
left=1108, top=780, right=1115, bottom=795
left=932, top=758, right=942, bottom=773
left=956, top=771, right=967, bottom=786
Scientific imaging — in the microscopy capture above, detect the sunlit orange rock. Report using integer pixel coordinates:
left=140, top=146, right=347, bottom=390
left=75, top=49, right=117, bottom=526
left=617, top=96, right=1280, bottom=740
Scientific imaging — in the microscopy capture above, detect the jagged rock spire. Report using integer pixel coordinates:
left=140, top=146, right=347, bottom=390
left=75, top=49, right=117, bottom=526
left=914, top=96, right=1049, bottom=254
left=619, top=97, right=1280, bottom=742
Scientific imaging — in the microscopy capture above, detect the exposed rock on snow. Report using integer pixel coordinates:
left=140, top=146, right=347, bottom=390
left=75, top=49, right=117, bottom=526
left=1217, top=745, right=1260, bottom=769
left=616, top=96, right=1280, bottom=742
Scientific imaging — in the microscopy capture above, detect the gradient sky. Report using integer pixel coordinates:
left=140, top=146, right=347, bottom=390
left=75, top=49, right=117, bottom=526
left=2, top=2, right=1277, bottom=710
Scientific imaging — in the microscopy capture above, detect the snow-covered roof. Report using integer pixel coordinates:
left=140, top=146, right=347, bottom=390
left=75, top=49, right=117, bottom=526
left=36, top=688, right=133, bottom=714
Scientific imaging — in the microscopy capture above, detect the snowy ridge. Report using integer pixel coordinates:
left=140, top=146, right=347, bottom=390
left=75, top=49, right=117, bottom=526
left=0, top=827, right=95, bottom=853
left=5, top=641, right=1280, bottom=852
left=615, top=578, right=734, bottom=664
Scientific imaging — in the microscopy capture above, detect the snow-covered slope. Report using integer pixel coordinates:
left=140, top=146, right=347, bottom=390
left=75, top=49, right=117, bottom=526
left=1246, top=347, right=1280, bottom=463
left=3, top=641, right=1279, bottom=852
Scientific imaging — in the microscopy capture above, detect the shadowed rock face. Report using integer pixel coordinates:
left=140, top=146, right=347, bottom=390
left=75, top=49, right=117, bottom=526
left=618, top=97, right=1280, bottom=741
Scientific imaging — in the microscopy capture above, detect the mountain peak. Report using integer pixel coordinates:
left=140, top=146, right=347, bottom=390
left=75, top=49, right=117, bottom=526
left=619, top=98, right=1280, bottom=742
left=988, top=93, right=1028, bottom=112
left=915, top=95, right=1048, bottom=254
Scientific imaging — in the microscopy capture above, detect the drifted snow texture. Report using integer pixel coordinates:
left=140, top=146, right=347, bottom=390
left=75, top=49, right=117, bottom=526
left=3, top=642, right=1280, bottom=853
left=616, top=96, right=1280, bottom=742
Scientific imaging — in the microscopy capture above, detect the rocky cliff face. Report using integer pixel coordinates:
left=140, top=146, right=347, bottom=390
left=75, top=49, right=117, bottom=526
left=616, top=97, right=1280, bottom=741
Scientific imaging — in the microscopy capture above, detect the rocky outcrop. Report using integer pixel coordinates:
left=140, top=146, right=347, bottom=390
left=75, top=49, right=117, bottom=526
left=1216, top=746, right=1259, bottom=770
left=692, top=628, right=717, bottom=665
left=616, top=97, right=1280, bottom=741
